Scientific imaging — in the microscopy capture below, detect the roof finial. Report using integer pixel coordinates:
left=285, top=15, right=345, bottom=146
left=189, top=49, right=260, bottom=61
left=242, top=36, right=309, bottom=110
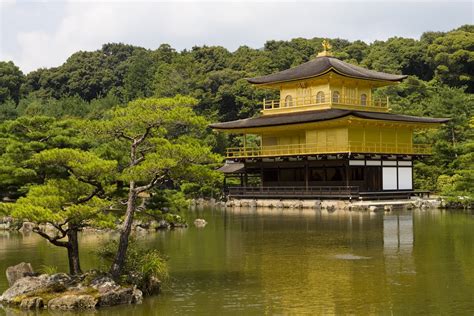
left=317, top=39, right=332, bottom=57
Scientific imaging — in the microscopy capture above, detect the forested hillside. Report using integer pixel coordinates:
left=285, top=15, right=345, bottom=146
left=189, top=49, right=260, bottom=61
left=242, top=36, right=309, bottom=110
left=0, top=25, right=473, bottom=206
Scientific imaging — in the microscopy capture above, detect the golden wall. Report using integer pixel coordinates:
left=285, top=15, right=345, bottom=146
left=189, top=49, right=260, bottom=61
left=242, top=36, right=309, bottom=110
left=279, top=76, right=372, bottom=104
left=260, top=125, right=413, bottom=148
left=348, top=126, right=413, bottom=145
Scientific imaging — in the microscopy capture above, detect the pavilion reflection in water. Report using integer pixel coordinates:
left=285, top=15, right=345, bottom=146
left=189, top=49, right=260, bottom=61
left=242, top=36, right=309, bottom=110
left=220, top=208, right=416, bottom=314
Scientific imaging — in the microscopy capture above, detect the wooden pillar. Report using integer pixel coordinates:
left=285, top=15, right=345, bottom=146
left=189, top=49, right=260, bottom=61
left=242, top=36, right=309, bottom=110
left=396, top=160, right=399, bottom=191
left=368, top=84, right=372, bottom=106
left=323, top=163, right=327, bottom=182
left=328, top=77, right=331, bottom=105
left=305, top=159, right=309, bottom=190
left=345, top=159, right=350, bottom=188
left=355, top=83, right=359, bottom=105
left=379, top=126, right=382, bottom=152
left=260, top=163, right=264, bottom=189
left=395, top=128, right=398, bottom=152
left=363, top=124, right=366, bottom=148
left=277, top=164, right=280, bottom=187
left=364, top=165, right=369, bottom=192
left=342, top=80, right=345, bottom=103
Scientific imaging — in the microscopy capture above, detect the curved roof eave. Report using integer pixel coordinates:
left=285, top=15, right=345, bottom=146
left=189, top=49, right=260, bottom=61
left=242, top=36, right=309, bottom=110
left=209, top=109, right=450, bottom=130
left=247, top=56, right=408, bottom=85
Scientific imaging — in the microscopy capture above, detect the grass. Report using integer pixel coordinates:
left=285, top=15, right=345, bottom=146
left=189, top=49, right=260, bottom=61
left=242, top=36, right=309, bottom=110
left=39, top=265, right=59, bottom=275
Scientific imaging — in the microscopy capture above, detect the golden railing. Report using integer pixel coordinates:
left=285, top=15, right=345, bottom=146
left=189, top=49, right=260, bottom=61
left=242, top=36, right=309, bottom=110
left=226, top=142, right=431, bottom=158
left=263, top=92, right=389, bottom=113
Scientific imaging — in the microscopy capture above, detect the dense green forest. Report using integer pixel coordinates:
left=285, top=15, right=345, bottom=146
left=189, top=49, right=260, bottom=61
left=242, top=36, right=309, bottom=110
left=0, top=25, right=473, bottom=206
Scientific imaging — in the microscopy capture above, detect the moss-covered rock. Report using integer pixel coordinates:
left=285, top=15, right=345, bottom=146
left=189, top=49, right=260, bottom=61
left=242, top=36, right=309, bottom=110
left=48, top=294, right=97, bottom=310
left=0, top=267, right=143, bottom=311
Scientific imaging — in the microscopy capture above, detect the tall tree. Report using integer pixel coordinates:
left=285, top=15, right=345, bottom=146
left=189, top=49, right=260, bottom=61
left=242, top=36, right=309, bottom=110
left=0, top=61, right=25, bottom=104
left=0, top=116, right=91, bottom=198
left=94, top=96, right=218, bottom=278
left=0, top=148, right=116, bottom=274
left=124, top=50, right=155, bottom=101
left=427, top=26, right=474, bottom=92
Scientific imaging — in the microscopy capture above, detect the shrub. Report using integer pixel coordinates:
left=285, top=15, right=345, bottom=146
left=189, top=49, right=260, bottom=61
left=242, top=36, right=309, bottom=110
left=39, top=264, right=59, bottom=275
left=96, top=238, right=168, bottom=295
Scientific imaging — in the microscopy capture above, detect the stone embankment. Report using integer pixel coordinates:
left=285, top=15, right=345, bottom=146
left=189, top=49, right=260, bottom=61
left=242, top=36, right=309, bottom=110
left=0, top=263, right=143, bottom=311
left=224, top=197, right=442, bottom=212
left=0, top=216, right=187, bottom=232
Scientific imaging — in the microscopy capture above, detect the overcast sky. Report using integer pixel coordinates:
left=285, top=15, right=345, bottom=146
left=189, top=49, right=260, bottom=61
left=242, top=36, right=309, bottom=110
left=1, top=0, right=472, bottom=73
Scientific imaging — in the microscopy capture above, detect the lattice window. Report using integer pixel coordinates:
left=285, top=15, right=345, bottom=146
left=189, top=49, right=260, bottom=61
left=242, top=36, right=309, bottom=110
left=332, top=91, right=340, bottom=103
left=316, top=91, right=325, bottom=103
left=284, top=95, right=293, bottom=107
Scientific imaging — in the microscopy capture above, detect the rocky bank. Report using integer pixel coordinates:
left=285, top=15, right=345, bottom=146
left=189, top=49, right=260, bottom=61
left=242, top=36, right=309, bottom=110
left=0, top=263, right=143, bottom=311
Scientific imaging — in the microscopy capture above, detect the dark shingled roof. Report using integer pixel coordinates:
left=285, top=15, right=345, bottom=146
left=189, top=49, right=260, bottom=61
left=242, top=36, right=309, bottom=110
left=209, top=109, right=450, bottom=130
left=217, top=163, right=245, bottom=174
left=247, top=56, right=407, bottom=84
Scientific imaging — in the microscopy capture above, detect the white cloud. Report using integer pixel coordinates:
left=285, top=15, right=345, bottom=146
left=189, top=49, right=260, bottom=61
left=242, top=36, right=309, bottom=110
left=1, top=1, right=472, bottom=73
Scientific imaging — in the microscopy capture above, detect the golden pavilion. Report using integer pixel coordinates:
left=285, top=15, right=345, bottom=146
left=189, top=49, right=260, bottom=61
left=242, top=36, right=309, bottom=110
left=210, top=41, right=449, bottom=199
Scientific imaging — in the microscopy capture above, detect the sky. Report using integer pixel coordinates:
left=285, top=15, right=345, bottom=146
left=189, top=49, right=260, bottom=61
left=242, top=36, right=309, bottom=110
left=0, top=0, right=472, bottom=73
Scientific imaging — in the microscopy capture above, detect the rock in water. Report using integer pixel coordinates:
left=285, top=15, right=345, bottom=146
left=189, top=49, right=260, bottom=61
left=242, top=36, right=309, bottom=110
left=91, top=276, right=143, bottom=307
left=0, top=275, right=50, bottom=301
left=0, top=221, right=10, bottom=230
left=194, top=219, right=207, bottom=228
left=334, top=254, right=371, bottom=260
left=49, top=272, right=71, bottom=284
left=0, top=271, right=144, bottom=310
left=18, top=222, right=35, bottom=233
left=132, top=287, right=143, bottom=304
left=141, top=276, right=161, bottom=296
left=20, top=297, right=44, bottom=309
left=369, top=205, right=378, bottom=212
left=155, top=220, right=170, bottom=230
left=48, top=295, right=97, bottom=310
left=96, top=287, right=136, bottom=307
left=314, top=200, right=322, bottom=210
left=91, top=275, right=119, bottom=293
left=6, top=262, right=34, bottom=286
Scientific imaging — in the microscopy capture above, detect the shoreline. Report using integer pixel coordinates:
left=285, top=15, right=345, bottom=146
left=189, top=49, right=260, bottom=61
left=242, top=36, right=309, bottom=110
left=194, top=197, right=444, bottom=212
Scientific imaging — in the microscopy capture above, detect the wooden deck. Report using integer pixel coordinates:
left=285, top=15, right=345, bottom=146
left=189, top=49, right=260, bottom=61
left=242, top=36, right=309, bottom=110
left=227, top=186, right=428, bottom=200
left=226, top=142, right=432, bottom=159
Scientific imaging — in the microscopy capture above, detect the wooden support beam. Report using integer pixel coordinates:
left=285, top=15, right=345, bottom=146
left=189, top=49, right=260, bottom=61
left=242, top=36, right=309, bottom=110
left=345, top=160, right=349, bottom=187
left=305, top=159, right=309, bottom=190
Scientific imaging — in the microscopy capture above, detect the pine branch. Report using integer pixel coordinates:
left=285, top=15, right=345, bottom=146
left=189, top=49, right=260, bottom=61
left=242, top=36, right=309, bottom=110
left=134, top=173, right=167, bottom=193
left=33, top=227, right=69, bottom=248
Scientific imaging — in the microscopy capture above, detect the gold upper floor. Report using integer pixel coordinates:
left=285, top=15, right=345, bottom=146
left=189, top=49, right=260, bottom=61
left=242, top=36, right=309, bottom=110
left=224, top=118, right=433, bottom=159
left=260, top=73, right=392, bottom=115
left=212, top=45, right=446, bottom=159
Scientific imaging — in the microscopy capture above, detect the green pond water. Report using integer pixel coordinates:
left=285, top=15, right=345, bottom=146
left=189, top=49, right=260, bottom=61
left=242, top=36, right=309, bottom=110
left=1, top=207, right=473, bottom=315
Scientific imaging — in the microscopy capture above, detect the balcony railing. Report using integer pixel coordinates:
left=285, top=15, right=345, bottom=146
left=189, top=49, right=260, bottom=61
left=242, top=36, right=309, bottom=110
left=226, top=142, right=431, bottom=158
left=228, top=186, right=360, bottom=198
left=263, top=92, right=389, bottom=113
left=226, top=186, right=424, bottom=200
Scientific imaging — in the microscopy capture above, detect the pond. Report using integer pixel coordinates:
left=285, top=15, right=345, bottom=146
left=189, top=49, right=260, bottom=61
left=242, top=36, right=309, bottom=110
left=1, top=207, right=473, bottom=314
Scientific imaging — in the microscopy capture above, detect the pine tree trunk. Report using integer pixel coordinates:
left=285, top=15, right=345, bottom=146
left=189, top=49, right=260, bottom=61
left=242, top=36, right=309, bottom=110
left=110, top=181, right=137, bottom=279
left=66, top=228, right=82, bottom=275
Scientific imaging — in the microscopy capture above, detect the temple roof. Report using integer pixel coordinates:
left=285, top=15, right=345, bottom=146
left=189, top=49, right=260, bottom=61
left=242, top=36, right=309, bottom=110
left=209, top=109, right=450, bottom=130
left=217, top=162, right=245, bottom=174
left=247, top=56, right=407, bottom=85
